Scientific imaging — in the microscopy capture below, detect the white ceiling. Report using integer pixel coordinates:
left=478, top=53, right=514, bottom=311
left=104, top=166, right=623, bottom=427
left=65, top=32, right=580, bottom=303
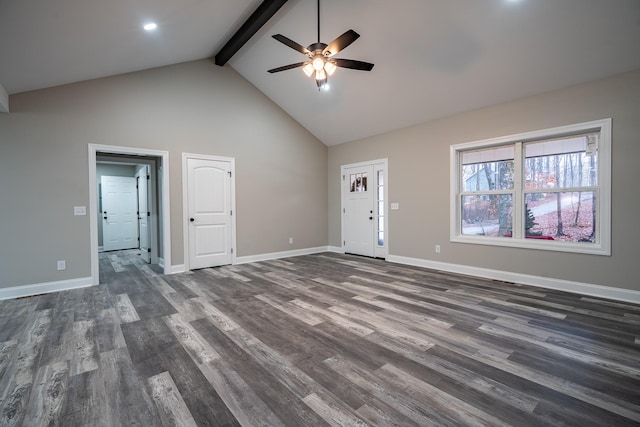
left=2, top=0, right=640, bottom=146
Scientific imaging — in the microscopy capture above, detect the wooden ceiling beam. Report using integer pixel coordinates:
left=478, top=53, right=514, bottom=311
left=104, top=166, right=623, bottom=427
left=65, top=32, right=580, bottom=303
left=214, top=0, right=288, bottom=66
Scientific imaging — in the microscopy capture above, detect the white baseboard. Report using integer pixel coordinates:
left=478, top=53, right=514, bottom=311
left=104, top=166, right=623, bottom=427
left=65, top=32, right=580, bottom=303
left=168, top=264, right=185, bottom=274
left=387, top=255, right=640, bottom=304
left=158, top=257, right=165, bottom=268
left=327, top=246, right=344, bottom=253
left=0, top=277, right=95, bottom=301
left=98, top=246, right=104, bottom=253
left=236, top=246, right=330, bottom=265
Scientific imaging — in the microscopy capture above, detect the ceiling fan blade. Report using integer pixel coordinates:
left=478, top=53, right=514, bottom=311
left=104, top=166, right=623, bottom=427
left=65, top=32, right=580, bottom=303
left=267, top=62, right=307, bottom=73
left=272, top=34, right=311, bottom=55
left=333, top=58, right=374, bottom=71
left=323, top=30, right=360, bottom=56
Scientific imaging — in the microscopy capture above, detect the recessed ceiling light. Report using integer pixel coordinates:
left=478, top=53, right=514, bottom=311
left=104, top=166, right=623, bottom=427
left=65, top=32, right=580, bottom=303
left=143, top=22, right=157, bottom=31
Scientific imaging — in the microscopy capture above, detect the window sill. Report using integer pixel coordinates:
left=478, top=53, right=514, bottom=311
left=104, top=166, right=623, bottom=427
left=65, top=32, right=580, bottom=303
left=450, top=234, right=610, bottom=256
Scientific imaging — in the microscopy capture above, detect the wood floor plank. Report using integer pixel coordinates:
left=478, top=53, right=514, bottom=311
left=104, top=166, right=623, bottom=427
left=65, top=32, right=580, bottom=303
left=255, top=293, right=325, bottom=326
left=302, top=389, right=369, bottom=427
left=164, top=314, right=284, bottom=427
left=191, top=317, right=331, bottom=426
left=68, top=319, right=99, bottom=376
left=114, top=293, right=140, bottom=324
left=0, top=309, right=52, bottom=426
left=59, top=369, right=109, bottom=426
left=290, top=298, right=375, bottom=337
left=95, top=308, right=127, bottom=353
left=99, top=347, right=161, bottom=426
left=375, top=363, right=510, bottom=426
left=147, top=371, right=198, bottom=427
left=22, top=361, right=69, bottom=427
left=323, top=355, right=460, bottom=426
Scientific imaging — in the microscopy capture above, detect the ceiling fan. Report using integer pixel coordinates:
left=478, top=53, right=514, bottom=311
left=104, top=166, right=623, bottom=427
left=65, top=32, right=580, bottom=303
left=267, top=0, right=374, bottom=90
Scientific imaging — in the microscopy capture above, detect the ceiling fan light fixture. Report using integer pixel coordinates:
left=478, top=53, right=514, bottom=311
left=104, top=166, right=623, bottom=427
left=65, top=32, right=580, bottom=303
left=324, top=61, right=337, bottom=76
left=302, top=63, right=314, bottom=77
left=312, top=57, right=325, bottom=71
left=267, top=0, right=374, bottom=89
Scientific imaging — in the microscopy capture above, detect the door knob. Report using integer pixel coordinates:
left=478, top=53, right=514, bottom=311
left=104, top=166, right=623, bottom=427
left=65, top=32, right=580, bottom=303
left=190, top=218, right=195, bottom=222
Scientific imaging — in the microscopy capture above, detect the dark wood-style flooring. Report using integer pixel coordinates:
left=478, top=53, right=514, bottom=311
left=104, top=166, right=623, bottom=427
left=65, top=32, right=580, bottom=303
left=1, top=250, right=640, bottom=426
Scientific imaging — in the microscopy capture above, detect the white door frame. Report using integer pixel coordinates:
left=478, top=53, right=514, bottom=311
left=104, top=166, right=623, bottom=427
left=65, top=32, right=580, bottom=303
left=182, top=153, right=237, bottom=271
left=341, top=158, right=388, bottom=259
left=89, top=144, right=172, bottom=284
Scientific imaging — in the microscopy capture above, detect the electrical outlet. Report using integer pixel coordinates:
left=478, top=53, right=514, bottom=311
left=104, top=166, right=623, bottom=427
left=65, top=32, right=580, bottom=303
left=289, top=237, right=293, bottom=244
left=74, top=206, right=86, bottom=216
left=57, top=260, right=66, bottom=270
left=435, top=245, right=441, bottom=254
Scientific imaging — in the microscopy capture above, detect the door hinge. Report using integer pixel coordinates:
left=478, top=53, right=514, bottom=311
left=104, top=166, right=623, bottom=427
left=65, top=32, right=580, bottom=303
left=228, top=171, right=232, bottom=177
left=343, top=208, right=346, bottom=213
left=343, top=241, right=346, bottom=246
left=342, top=175, right=345, bottom=181
left=147, top=211, right=150, bottom=217
left=230, top=210, right=233, bottom=216
left=148, top=248, right=151, bottom=253
left=147, top=175, right=150, bottom=180
left=231, top=248, right=234, bottom=254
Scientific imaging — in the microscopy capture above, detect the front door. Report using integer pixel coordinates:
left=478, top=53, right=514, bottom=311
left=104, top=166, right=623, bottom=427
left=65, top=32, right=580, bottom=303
left=186, top=157, right=233, bottom=269
left=101, top=176, right=138, bottom=251
left=343, top=164, right=375, bottom=257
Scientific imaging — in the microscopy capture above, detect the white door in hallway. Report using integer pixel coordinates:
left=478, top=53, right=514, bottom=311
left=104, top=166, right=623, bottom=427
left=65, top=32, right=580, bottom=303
left=137, top=166, right=151, bottom=263
left=343, top=164, right=375, bottom=257
left=102, top=176, right=138, bottom=251
left=186, top=157, right=233, bottom=269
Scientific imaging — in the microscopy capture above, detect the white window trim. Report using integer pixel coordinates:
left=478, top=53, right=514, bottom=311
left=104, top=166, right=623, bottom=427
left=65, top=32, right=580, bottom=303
left=450, top=118, right=611, bottom=256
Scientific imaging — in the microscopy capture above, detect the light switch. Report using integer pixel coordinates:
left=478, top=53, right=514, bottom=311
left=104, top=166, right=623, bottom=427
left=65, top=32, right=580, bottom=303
left=391, top=203, right=399, bottom=210
left=74, top=206, right=86, bottom=216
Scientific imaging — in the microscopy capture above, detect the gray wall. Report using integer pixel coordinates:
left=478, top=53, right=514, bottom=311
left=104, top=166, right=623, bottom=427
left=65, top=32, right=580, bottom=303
left=0, top=59, right=328, bottom=288
left=328, top=69, right=640, bottom=292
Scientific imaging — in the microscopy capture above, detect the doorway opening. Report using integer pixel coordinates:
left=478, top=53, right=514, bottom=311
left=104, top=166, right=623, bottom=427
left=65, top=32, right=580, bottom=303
left=89, top=145, right=171, bottom=285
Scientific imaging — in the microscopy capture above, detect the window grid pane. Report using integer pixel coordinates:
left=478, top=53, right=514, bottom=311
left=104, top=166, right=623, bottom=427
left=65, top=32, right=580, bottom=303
left=461, top=194, right=513, bottom=237
left=350, top=173, right=368, bottom=192
left=525, top=134, right=598, bottom=191
left=524, top=191, right=595, bottom=243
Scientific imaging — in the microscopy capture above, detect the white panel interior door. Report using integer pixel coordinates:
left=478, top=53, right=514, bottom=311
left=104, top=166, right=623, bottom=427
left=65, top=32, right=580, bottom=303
left=137, top=166, right=150, bottom=263
left=101, top=176, right=138, bottom=251
left=187, top=158, right=232, bottom=269
left=343, top=165, right=375, bottom=257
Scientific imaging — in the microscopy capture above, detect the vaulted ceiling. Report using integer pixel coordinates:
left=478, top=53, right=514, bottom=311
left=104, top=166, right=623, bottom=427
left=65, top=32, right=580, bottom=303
left=2, top=0, right=640, bottom=146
